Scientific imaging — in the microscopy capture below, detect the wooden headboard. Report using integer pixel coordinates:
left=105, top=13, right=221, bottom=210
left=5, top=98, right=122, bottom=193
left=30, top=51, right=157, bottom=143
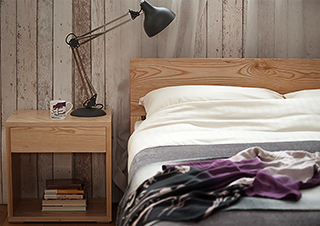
left=130, top=58, right=320, bottom=133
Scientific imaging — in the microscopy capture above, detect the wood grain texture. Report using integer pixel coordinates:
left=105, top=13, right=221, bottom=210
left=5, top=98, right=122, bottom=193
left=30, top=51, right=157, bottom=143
left=53, top=0, right=73, bottom=182
left=288, top=0, right=304, bottom=58
left=73, top=0, right=92, bottom=109
left=130, top=58, right=320, bottom=117
left=275, top=0, right=288, bottom=58
left=38, top=0, right=53, bottom=110
left=142, top=0, right=158, bottom=58
left=17, top=0, right=37, bottom=199
left=207, top=0, right=223, bottom=57
left=222, top=0, right=243, bottom=58
left=91, top=0, right=106, bottom=198
left=5, top=110, right=112, bottom=223
left=258, top=0, right=275, bottom=58
left=37, top=0, right=54, bottom=200
left=10, top=127, right=106, bottom=153
left=243, top=0, right=258, bottom=58
left=1, top=0, right=17, bottom=205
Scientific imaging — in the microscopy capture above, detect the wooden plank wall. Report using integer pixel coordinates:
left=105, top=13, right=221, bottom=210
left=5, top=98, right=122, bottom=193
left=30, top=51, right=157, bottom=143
left=0, top=0, right=320, bottom=204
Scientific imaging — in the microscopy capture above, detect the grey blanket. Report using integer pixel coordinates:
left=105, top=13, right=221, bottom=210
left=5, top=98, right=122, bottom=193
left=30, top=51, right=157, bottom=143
left=120, top=141, right=320, bottom=226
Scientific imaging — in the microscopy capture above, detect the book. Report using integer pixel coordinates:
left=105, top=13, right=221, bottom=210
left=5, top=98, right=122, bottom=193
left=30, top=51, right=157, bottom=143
left=42, top=205, right=86, bottom=211
left=42, top=199, right=86, bottom=206
left=44, top=188, right=84, bottom=194
left=42, top=178, right=86, bottom=211
left=46, top=179, right=82, bottom=189
left=43, top=193, right=84, bottom=200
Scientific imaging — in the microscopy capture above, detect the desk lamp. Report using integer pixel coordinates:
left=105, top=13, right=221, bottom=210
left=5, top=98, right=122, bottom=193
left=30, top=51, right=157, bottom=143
left=65, top=0, right=175, bottom=117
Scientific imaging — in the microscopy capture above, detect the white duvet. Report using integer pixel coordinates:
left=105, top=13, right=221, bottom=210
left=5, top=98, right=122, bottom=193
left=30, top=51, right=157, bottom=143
left=128, top=97, right=320, bottom=170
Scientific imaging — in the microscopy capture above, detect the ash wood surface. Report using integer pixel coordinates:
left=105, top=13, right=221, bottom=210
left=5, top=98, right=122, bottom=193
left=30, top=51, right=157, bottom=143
left=5, top=110, right=112, bottom=223
left=130, top=58, right=320, bottom=132
left=0, top=203, right=118, bottom=225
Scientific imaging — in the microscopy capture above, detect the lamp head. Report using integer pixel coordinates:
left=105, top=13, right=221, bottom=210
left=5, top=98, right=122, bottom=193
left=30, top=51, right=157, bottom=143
left=140, top=0, right=175, bottom=37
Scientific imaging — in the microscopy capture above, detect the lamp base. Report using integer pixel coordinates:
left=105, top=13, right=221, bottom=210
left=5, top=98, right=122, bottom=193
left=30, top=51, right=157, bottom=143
left=70, top=108, right=106, bottom=117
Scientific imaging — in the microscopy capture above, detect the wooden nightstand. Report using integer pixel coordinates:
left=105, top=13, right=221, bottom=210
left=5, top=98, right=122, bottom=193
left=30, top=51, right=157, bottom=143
left=5, top=110, right=112, bottom=223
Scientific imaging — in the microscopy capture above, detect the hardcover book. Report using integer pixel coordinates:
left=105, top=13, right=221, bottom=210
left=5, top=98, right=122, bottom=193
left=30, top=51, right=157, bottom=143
left=46, top=179, right=82, bottom=189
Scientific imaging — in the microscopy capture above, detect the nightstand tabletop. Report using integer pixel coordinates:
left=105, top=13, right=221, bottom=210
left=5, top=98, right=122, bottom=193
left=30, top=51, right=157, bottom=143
left=6, top=109, right=112, bottom=127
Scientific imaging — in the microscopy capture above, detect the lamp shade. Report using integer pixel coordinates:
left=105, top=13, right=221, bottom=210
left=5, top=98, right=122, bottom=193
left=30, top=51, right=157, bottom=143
left=141, top=0, right=175, bottom=37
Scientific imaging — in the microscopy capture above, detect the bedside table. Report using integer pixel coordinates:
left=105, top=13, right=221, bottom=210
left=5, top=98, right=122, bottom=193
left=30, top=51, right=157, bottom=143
left=5, top=110, right=112, bottom=223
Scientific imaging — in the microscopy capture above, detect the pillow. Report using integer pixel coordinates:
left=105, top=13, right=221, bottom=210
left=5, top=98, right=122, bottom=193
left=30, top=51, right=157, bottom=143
left=139, top=85, right=284, bottom=116
left=284, top=89, right=320, bottom=99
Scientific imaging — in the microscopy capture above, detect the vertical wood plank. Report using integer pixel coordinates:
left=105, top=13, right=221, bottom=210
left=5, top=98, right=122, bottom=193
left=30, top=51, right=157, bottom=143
left=194, top=1, right=207, bottom=58
left=222, top=0, right=243, bottom=58
left=303, top=0, right=320, bottom=58
left=207, top=0, right=223, bottom=57
left=105, top=0, right=123, bottom=202
left=17, top=0, right=37, bottom=198
left=53, top=0, right=73, bottom=179
left=38, top=0, right=53, bottom=110
left=91, top=0, right=106, bottom=198
left=157, top=0, right=178, bottom=57
left=37, top=0, right=54, bottom=198
left=174, top=1, right=196, bottom=57
left=275, top=0, right=288, bottom=58
left=0, top=7, right=1, bottom=204
left=17, top=0, right=37, bottom=110
left=288, top=0, right=304, bottom=58
left=73, top=0, right=92, bottom=200
left=258, top=0, right=275, bottom=58
left=243, top=0, right=258, bottom=57
left=114, top=0, right=142, bottom=202
left=73, top=0, right=92, bottom=109
left=75, top=153, right=92, bottom=197
left=141, top=0, right=158, bottom=58
left=1, top=0, right=17, bottom=204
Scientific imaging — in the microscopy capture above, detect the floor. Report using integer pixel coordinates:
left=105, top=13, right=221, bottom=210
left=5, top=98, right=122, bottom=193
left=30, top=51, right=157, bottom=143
left=0, top=204, right=118, bottom=226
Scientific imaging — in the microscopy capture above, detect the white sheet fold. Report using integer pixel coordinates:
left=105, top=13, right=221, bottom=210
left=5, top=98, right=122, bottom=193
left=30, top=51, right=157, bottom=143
left=128, top=97, right=320, bottom=170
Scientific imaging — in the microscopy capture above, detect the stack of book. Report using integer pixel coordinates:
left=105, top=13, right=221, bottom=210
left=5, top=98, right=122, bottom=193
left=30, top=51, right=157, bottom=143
left=41, top=179, right=87, bottom=211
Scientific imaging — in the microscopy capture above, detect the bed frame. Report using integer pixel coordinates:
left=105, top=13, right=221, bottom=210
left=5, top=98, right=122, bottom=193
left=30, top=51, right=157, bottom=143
left=130, top=58, right=320, bottom=133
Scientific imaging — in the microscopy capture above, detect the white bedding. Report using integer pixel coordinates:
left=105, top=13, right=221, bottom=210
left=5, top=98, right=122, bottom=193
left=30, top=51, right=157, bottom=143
left=128, top=97, right=320, bottom=170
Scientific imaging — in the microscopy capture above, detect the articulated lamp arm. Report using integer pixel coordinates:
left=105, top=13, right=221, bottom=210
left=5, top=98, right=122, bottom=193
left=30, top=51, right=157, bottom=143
left=65, top=0, right=175, bottom=117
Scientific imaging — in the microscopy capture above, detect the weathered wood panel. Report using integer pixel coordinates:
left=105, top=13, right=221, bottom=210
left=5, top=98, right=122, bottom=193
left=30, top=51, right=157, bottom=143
left=243, top=0, right=258, bottom=58
left=222, top=0, right=243, bottom=58
left=37, top=0, right=54, bottom=198
left=142, top=0, right=158, bottom=58
left=73, top=0, right=93, bottom=199
left=17, top=0, right=38, bottom=199
left=105, top=0, right=126, bottom=201
left=303, top=0, right=320, bottom=58
left=258, top=0, right=275, bottom=58
left=91, top=0, right=106, bottom=198
left=288, top=0, right=304, bottom=58
left=53, top=0, right=73, bottom=180
left=207, top=0, right=223, bottom=57
left=0, top=0, right=17, bottom=205
left=194, top=1, right=207, bottom=58
left=275, top=0, right=288, bottom=58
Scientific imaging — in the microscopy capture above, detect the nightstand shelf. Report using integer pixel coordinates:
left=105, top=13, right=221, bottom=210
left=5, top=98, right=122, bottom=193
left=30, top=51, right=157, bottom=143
left=6, top=110, right=112, bottom=223
left=11, top=198, right=107, bottom=222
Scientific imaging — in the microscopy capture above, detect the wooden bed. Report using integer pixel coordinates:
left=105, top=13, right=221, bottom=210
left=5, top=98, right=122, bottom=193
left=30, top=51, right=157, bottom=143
left=130, top=58, right=320, bottom=133
left=122, top=58, right=320, bottom=226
